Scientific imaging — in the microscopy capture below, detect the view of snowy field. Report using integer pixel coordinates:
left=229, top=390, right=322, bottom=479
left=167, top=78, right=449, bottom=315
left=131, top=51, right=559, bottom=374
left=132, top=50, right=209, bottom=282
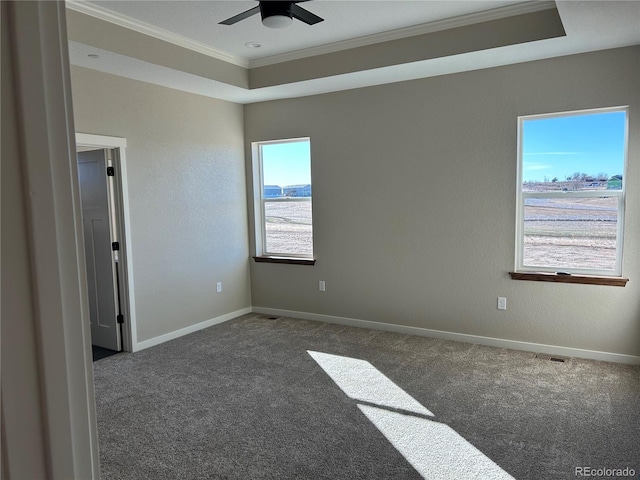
left=523, top=194, right=618, bottom=270
left=264, top=198, right=313, bottom=255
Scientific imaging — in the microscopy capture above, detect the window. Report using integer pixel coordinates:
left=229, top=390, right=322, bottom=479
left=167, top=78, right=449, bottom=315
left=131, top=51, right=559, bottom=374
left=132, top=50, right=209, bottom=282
left=252, top=138, right=313, bottom=261
left=515, top=107, right=628, bottom=278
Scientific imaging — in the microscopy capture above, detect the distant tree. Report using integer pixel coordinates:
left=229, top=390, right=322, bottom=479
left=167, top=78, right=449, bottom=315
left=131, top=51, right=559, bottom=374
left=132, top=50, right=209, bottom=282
left=551, top=177, right=558, bottom=182
left=597, top=172, right=608, bottom=181
left=543, top=175, right=549, bottom=183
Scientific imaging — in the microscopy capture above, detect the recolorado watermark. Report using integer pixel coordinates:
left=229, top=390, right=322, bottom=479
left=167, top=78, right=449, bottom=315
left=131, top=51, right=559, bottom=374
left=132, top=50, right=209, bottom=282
left=575, top=466, right=636, bottom=478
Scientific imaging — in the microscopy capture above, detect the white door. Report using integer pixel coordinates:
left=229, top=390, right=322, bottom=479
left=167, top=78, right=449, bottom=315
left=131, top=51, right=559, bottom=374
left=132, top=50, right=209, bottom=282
left=78, top=149, right=121, bottom=351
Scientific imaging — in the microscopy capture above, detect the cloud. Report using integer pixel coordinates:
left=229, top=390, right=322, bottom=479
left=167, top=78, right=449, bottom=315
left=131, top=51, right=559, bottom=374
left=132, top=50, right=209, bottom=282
left=523, top=151, right=581, bottom=156
left=523, top=162, right=552, bottom=171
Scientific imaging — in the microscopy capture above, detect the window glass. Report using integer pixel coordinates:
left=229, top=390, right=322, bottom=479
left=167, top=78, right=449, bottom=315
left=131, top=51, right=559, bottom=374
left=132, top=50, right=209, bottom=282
left=517, top=108, right=627, bottom=276
left=522, top=197, right=619, bottom=271
left=258, top=139, right=313, bottom=257
left=522, top=110, right=626, bottom=192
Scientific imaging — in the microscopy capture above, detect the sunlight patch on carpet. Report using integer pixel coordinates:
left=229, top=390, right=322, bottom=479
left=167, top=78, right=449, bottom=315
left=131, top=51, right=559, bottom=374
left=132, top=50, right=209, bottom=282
left=308, top=350, right=514, bottom=480
left=307, top=350, right=433, bottom=416
left=359, top=405, right=513, bottom=479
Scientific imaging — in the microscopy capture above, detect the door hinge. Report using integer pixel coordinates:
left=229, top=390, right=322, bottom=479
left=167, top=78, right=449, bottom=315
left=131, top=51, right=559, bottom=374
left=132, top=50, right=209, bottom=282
left=117, top=314, right=124, bottom=324
left=112, top=242, right=120, bottom=251
left=106, top=166, right=115, bottom=176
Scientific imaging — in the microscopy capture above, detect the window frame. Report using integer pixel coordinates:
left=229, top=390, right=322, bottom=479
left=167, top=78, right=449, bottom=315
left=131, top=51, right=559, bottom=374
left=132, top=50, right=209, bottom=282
left=251, top=137, right=314, bottom=261
left=514, top=106, right=628, bottom=278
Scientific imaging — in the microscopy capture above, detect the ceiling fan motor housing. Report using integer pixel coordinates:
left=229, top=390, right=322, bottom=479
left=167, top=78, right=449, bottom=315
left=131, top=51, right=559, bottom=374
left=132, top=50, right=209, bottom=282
left=261, top=1, right=293, bottom=27
left=219, top=0, right=322, bottom=27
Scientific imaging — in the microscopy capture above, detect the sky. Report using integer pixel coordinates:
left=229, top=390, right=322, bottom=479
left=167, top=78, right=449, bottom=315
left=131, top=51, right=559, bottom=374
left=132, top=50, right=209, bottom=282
left=522, top=110, right=626, bottom=182
left=262, top=140, right=311, bottom=186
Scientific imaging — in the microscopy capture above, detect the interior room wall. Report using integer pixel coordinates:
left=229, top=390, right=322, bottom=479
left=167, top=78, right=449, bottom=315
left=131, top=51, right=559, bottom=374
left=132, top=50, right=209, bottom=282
left=70, top=67, right=251, bottom=344
left=244, top=46, right=640, bottom=358
left=66, top=9, right=248, bottom=89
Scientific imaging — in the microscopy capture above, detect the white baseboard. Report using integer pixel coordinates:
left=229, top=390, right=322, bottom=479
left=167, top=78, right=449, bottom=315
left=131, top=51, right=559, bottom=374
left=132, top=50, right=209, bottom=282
left=129, top=305, right=640, bottom=365
left=134, top=307, right=252, bottom=352
left=252, top=307, right=640, bottom=365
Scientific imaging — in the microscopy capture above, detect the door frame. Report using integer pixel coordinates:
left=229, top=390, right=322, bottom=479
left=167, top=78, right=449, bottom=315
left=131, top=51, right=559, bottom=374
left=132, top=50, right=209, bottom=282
left=3, top=2, right=99, bottom=477
left=76, top=133, right=138, bottom=352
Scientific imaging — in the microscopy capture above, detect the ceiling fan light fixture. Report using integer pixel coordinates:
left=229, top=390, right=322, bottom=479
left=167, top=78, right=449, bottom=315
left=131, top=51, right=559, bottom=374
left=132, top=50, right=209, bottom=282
left=219, top=1, right=323, bottom=28
left=260, top=2, right=293, bottom=29
left=262, top=14, right=293, bottom=29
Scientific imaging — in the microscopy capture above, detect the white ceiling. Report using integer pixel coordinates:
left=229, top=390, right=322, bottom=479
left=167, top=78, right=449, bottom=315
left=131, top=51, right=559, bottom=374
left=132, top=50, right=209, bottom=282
left=66, top=0, right=640, bottom=104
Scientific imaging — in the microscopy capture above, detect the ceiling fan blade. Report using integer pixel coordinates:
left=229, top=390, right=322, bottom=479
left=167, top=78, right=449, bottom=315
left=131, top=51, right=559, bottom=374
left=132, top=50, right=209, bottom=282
left=219, top=5, right=261, bottom=25
left=291, top=4, right=324, bottom=25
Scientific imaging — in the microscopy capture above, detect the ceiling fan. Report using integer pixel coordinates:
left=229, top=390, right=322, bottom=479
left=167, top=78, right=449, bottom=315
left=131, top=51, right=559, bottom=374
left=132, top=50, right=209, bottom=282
left=219, top=1, right=324, bottom=29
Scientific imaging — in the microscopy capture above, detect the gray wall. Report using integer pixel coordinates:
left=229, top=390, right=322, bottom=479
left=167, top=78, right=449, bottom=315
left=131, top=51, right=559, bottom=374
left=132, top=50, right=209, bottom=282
left=250, top=8, right=565, bottom=88
left=71, top=67, right=251, bottom=343
left=245, top=46, right=640, bottom=357
left=67, top=9, right=248, bottom=89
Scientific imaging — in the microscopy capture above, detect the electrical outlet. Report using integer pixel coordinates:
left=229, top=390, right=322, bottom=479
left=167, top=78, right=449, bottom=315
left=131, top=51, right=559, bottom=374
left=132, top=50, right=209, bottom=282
left=497, top=297, right=507, bottom=310
left=216, top=282, right=222, bottom=293
left=319, top=281, right=326, bottom=292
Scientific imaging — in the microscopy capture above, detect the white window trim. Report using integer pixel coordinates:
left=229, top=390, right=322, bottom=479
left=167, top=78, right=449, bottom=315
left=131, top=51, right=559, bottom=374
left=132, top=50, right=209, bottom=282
left=515, top=106, right=628, bottom=277
left=251, top=137, right=313, bottom=259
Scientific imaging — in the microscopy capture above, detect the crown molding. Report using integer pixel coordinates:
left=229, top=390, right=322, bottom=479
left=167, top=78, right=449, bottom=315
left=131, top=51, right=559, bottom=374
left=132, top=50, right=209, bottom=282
left=249, top=1, right=556, bottom=68
left=65, top=0, right=249, bottom=68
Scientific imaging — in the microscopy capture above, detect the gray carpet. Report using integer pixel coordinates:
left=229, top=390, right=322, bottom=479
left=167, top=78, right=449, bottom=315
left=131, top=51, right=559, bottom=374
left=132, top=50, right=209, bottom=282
left=93, top=313, right=640, bottom=479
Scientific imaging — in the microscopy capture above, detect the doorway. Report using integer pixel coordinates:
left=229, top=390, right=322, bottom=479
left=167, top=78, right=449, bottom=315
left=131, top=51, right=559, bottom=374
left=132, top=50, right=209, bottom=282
left=76, top=133, right=136, bottom=356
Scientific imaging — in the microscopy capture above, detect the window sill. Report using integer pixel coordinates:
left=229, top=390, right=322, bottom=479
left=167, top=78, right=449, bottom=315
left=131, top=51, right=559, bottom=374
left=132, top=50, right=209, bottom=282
left=253, top=256, right=316, bottom=266
left=509, top=271, right=628, bottom=287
